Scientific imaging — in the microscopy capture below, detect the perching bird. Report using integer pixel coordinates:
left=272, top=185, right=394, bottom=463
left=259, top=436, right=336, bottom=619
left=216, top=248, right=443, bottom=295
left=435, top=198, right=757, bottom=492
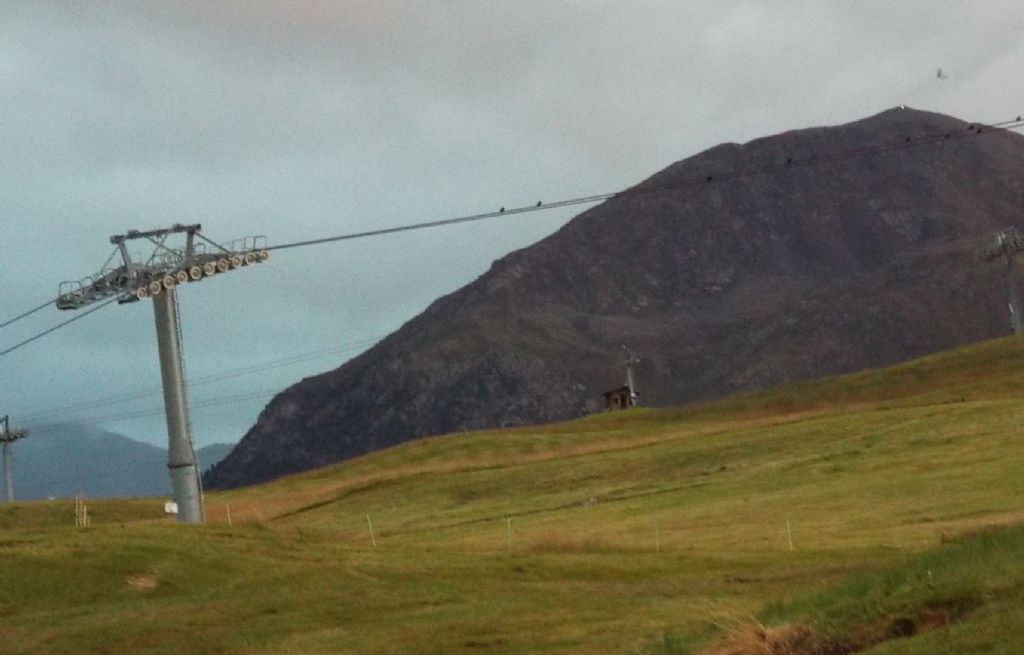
left=536, top=201, right=542, bottom=207
left=499, top=207, right=505, bottom=213
left=937, top=68, right=947, bottom=80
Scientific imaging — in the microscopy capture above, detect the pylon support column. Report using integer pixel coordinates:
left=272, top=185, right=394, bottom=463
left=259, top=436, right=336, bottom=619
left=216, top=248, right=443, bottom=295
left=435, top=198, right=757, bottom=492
left=2, top=441, right=13, bottom=502
left=623, top=346, right=640, bottom=407
left=1007, top=255, right=1023, bottom=335
left=152, top=288, right=203, bottom=523
left=0, top=416, right=25, bottom=503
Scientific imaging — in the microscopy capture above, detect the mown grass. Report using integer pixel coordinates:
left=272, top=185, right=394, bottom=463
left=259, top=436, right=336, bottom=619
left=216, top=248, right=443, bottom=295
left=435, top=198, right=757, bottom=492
left=2, top=336, right=1024, bottom=653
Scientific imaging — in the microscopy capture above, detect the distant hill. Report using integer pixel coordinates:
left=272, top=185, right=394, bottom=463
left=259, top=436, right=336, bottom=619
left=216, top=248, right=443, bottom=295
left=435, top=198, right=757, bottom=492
left=195, top=442, right=233, bottom=475
left=13, top=424, right=233, bottom=500
left=206, top=107, right=1024, bottom=489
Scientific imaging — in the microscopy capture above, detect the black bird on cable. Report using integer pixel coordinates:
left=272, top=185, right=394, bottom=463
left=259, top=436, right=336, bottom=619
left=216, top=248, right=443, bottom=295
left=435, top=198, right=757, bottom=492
left=536, top=201, right=542, bottom=207
left=499, top=207, right=505, bottom=213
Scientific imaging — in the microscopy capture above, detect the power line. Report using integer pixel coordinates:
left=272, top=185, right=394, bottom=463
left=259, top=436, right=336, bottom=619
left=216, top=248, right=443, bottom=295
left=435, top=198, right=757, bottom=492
left=0, top=298, right=56, bottom=329
left=26, top=387, right=282, bottom=435
left=0, top=298, right=119, bottom=357
left=265, top=115, right=1024, bottom=253
left=20, top=336, right=380, bottom=423
left=22, top=336, right=383, bottom=433
left=3, top=114, right=1022, bottom=357
left=265, top=191, right=616, bottom=252
left=0, top=246, right=122, bottom=330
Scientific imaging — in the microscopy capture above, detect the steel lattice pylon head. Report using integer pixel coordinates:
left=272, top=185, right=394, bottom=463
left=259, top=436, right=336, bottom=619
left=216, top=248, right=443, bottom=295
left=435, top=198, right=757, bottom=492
left=55, top=224, right=269, bottom=311
left=0, top=415, right=27, bottom=444
left=980, top=226, right=1024, bottom=263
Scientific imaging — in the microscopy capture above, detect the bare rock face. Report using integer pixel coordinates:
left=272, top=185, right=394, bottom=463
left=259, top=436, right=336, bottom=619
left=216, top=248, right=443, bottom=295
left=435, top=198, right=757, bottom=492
left=204, top=108, right=1024, bottom=489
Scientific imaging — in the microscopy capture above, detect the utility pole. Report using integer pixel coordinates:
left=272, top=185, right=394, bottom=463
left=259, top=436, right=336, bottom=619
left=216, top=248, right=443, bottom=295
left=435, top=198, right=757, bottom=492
left=55, top=224, right=268, bottom=523
left=0, top=415, right=28, bottom=503
left=623, top=345, right=640, bottom=407
left=152, top=288, right=202, bottom=523
left=980, top=227, right=1024, bottom=334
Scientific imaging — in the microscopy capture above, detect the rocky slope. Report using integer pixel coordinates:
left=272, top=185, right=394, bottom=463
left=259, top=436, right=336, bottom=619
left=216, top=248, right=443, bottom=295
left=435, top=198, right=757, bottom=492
left=205, top=107, right=1024, bottom=488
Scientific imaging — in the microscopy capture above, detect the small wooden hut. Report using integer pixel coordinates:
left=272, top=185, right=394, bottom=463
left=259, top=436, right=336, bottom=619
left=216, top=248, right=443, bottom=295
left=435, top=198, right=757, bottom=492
left=603, top=385, right=637, bottom=411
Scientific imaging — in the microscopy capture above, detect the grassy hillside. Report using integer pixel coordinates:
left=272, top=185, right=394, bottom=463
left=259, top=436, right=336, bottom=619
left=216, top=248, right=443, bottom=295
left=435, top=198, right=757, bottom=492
left=2, top=336, right=1024, bottom=653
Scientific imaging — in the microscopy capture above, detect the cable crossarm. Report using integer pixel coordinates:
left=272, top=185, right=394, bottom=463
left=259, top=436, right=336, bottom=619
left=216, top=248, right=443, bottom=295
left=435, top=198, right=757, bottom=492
left=266, top=115, right=1024, bottom=253
left=53, top=223, right=270, bottom=311
left=1, top=225, right=271, bottom=358
left=195, top=232, right=233, bottom=254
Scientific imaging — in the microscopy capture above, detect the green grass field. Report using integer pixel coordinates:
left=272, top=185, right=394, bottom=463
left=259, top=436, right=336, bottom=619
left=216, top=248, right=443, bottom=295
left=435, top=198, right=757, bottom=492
left=3, top=336, right=1024, bottom=653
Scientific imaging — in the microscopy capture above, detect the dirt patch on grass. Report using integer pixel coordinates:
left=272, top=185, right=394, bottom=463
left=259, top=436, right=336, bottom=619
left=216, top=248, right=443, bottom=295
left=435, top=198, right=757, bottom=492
left=125, top=575, right=158, bottom=591
left=700, top=605, right=961, bottom=654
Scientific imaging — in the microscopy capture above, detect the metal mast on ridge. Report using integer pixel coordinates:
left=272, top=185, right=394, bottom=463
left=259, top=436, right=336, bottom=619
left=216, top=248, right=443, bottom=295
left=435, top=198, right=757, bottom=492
left=980, top=227, right=1024, bottom=335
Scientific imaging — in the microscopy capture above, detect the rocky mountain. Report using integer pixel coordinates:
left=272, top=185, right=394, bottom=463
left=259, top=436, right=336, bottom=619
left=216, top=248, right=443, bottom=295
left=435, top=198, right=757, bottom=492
left=205, top=107, right=1024, bottom=489
left=15, top=423, right=233, bottom=500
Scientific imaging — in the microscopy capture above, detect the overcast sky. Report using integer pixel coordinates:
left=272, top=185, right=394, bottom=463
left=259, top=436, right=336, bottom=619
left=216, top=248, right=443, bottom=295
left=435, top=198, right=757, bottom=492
left=2, top=2, right=1022, bottom=450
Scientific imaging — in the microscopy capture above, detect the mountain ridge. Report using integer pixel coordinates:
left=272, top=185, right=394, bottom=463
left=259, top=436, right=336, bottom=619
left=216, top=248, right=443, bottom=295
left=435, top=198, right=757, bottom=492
left=205, top=107, right=1024, bottom=489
